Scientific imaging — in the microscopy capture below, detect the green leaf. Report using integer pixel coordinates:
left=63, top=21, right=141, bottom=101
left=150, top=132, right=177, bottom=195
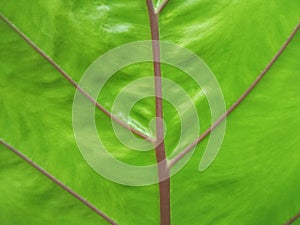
left=1, top=1, right=300, bottom=225
left=0, top=144, right=108, bottom=225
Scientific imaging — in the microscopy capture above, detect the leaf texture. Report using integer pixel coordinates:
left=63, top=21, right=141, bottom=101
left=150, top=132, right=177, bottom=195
left=1, top=1, right=300, bottom=225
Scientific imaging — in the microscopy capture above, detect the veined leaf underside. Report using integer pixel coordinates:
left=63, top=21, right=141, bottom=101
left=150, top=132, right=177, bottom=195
left=1, top=1, right=300, bottom=224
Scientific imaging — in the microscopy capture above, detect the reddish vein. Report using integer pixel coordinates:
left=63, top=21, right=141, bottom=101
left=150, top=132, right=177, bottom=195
left=0, top=139, right=118, bottom=225
left=155, top=0, right=169, bottom=15
left=146, top=1, right=170, bottom=225
left=284, top=212, right=300, bottom=225
left=0, top=14, right=153, bottom=143
left=169, top=21, right=300, bottom=168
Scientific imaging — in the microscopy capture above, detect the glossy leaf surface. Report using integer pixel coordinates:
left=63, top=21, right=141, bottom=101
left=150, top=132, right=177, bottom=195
left=1, top=1, right=300, bottom=224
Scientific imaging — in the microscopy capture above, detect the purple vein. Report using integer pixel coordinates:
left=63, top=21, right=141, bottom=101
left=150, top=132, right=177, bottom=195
left=146, top=1, right=170, bottom=225
left=0, top=139, right=118, bottom=225
left=0, top=13, right=154, bottom=143
left=155, top=0, right=169, bottom=15
left=169, top=21, right=300, bottom=168
left=284, top=211, right=300, bottom=225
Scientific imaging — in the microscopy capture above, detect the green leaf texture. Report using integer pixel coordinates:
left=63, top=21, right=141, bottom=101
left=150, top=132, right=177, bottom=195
left=1, top=1, right=300, bottom=224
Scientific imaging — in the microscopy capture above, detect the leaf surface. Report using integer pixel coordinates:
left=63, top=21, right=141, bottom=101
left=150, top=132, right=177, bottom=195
left=1, top=1, right=300, bottom=224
